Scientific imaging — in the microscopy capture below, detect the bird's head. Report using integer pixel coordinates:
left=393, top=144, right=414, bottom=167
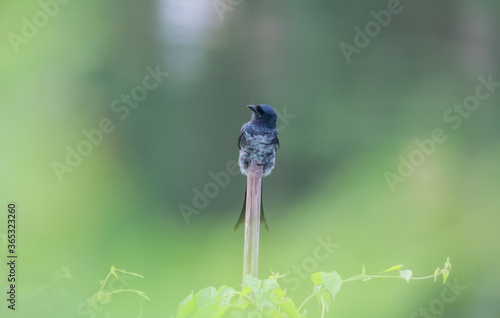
left=248, top=104, right=278, bottom=127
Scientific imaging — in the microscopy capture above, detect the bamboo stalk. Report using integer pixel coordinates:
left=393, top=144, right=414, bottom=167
left=242, top=162, right=263, bottom=286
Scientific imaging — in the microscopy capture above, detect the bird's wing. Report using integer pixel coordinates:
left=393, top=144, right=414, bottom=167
left=273, top=129, right=280, bottom=150
left=238, top=123, right=249, bottom=150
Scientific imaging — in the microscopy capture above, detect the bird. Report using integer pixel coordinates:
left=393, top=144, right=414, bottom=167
left=234, top=104, right=279, bottom=231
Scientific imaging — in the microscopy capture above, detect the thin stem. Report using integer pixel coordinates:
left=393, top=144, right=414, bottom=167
left=299, top=262, right=449, bottom=315
left=407, top=273, right=444, bottom=280
left=114, top=268, right=144, bottom=278
left=105, top=289, right=144, bottom=295
left=342, top=269, right=446, bottom=283
left=99, top=272, right=113, bottom=293
left=138, top=298, right=145, bottom=318
left=321, top=295, right=325, bottom=318
left=298, top=293, right=315, bottom=312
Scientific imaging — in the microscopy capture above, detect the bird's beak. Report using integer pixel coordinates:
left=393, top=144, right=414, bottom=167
left=247, top=105, right=258, bottom=113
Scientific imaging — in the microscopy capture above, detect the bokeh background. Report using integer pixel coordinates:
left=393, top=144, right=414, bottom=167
left=1, top=0, right=499, bottom=317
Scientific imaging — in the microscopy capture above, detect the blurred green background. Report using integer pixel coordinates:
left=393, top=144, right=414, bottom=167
left=1, top=0, right=499, bottom=317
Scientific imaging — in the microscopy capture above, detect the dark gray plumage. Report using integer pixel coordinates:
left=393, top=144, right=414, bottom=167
left=234, top=104, right=279, bottom=231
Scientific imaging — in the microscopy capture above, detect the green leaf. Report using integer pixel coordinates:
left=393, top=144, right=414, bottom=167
left=197, top=287, right=217, bottom=308
left=244, top=274, right=261, bottom=293
left=312, top=290, right=330, bottom=315
left=399, top=270, right=412, bottom=283
left=311, top=272, right=323, bottom=286
left=234, top=295, right=251, bottom=309
left=381, top=264, right=403, bottom=273
left=321, top=272, right=341, bottom=300
left=217, top=286, right=234, bottom=305
left=442, top=269, right=449, bottom=284
left=262, top=277, right=279, bottom=292
left=361, top=264, right=366, bottom=275
left=321, top=290, right=331, bottom=305
left=240, top=285, right=252, bottom=298
left=213, top=304, right=230, bottom=318
left=313, top=285, right=323, bottom=304
left=176, top=291, right=197, bottom=318
left=433, top=267, right=440, bottom=283
left=272, top=287, right=285, bottom=299
left=279, top=297, right=299, bottom=318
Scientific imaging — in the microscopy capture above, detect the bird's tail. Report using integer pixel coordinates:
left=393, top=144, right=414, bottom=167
left=233, top=182, right=269, bottom=232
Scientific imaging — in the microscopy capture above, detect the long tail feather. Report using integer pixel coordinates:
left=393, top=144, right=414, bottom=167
left=234, top=182, right=270, bottom=232
left=260, top=180, right=269, bottom=231
left=233, top=186, right=246, bottom=231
